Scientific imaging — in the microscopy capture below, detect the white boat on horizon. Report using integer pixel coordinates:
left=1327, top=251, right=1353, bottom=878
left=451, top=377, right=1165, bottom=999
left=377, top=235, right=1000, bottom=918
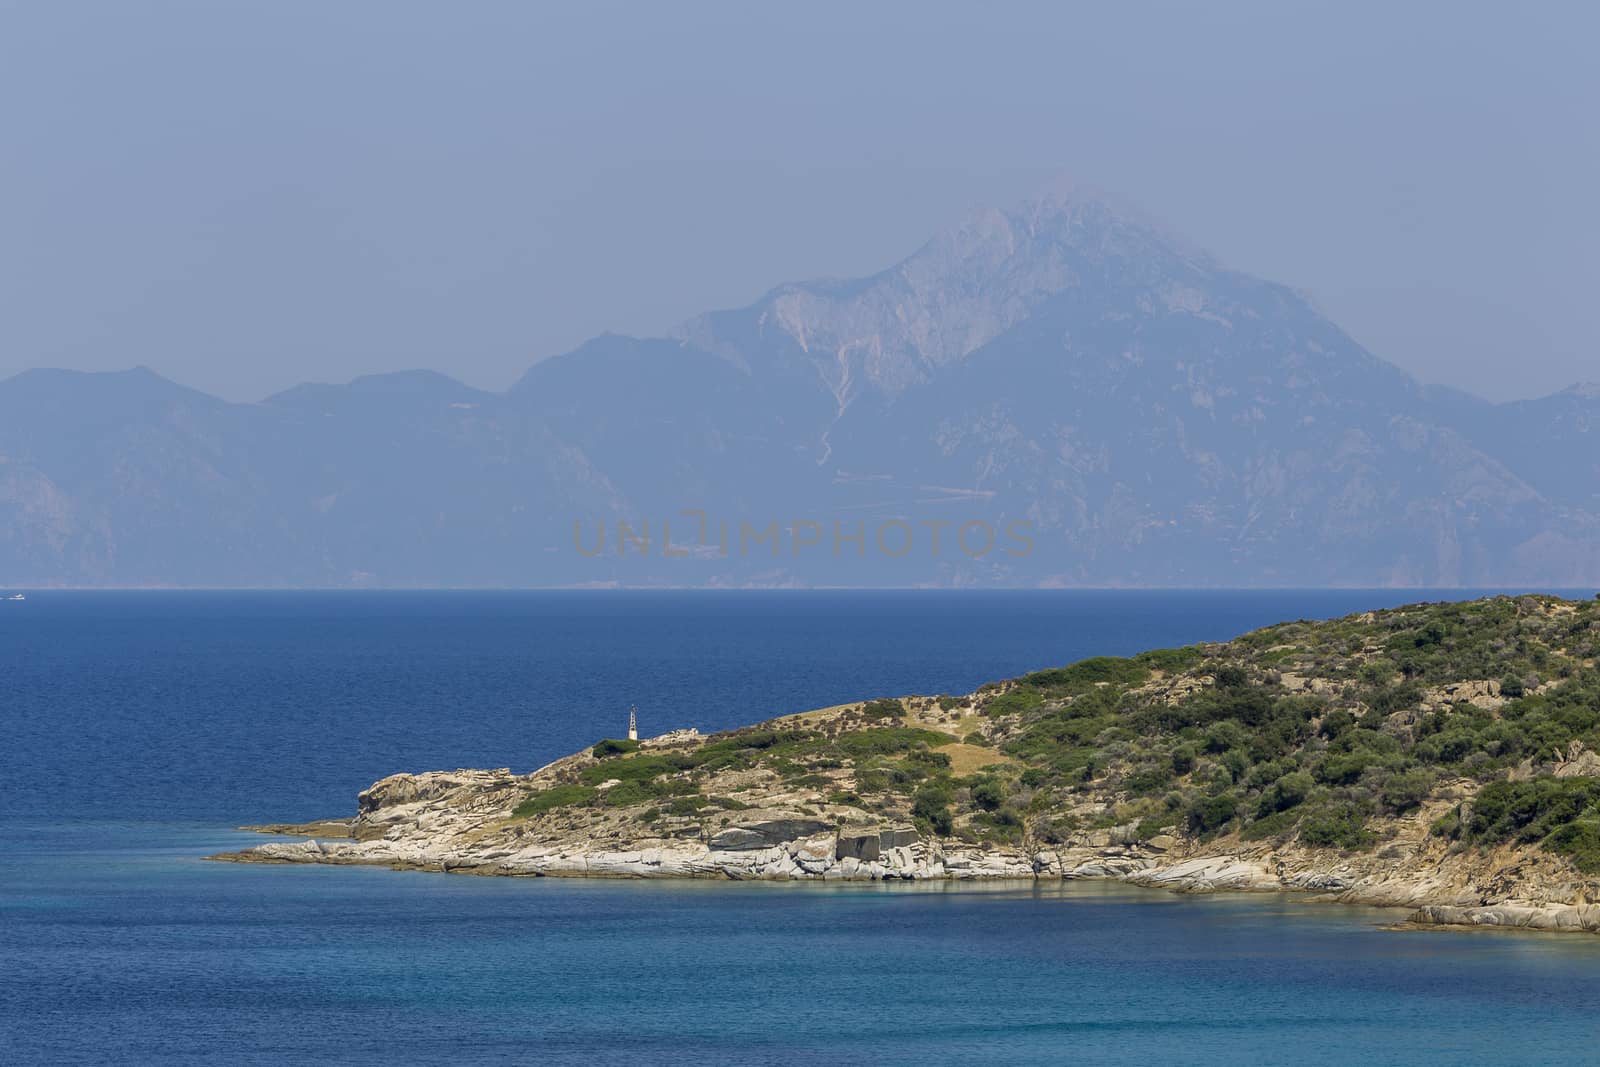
left=6, top=593, right=23, bottom=600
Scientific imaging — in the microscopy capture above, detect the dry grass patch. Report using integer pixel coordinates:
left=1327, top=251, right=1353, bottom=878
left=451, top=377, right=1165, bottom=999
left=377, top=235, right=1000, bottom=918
left=936, top=742, right=1014, bottom=776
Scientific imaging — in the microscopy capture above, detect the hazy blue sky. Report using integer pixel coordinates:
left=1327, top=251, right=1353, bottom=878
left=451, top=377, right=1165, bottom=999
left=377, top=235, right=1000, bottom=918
left=3, top=1, right=1595, bottom=402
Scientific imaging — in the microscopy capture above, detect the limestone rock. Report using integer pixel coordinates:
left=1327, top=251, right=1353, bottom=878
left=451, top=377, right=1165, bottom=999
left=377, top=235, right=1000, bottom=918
left=708, top=818, right=831, bottom=851
left=879, top=826, right=918, bottom=850
left=836, top=827, right=881, bottom=861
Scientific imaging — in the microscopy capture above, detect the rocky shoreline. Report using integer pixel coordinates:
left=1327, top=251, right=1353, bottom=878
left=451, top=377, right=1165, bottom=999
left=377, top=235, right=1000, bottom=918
left=214, top=768, right=1600, bottom=935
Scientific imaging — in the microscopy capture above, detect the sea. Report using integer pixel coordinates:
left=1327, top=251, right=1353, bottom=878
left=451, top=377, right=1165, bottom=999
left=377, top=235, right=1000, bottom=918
left=4, top=589, right=1600, bottom=1064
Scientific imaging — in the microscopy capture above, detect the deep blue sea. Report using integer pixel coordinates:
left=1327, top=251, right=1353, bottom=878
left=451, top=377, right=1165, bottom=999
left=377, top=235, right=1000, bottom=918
left=5, top=589, right=1600, bottom=1064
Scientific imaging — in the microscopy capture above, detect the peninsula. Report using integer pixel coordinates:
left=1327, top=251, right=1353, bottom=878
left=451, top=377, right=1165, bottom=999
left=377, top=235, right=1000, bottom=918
left=218, top=595, right=1600, bottom=933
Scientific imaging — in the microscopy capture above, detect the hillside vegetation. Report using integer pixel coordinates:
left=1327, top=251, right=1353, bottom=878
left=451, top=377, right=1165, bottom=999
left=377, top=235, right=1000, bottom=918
left=515, top=595, right=1600, bottom=869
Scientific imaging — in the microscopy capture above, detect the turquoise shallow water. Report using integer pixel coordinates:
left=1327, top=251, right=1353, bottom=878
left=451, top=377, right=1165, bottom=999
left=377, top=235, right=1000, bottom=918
left=9, top=825, right=1600, bottom=1065
left=4, top=590, right=1599, bottom=1063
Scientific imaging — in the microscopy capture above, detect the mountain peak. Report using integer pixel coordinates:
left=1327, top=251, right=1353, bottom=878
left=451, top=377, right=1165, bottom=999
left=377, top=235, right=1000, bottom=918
left=921, top=179, right=1161, bottom=260
left=681, top=183, right=1223, bottom=409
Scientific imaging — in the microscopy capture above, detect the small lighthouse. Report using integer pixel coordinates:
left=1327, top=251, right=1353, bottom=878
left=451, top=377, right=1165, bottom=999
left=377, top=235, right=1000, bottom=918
left=627, top=705, right=638, bottom=742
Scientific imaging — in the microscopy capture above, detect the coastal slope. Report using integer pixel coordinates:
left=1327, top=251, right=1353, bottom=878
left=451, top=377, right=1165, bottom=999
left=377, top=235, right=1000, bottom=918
left=219, top=594, right=1600, bottom=932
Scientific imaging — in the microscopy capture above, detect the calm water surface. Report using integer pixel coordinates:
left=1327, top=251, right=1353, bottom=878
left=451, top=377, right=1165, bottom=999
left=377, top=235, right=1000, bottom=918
left=3, top=590, right=1598, bottom=1063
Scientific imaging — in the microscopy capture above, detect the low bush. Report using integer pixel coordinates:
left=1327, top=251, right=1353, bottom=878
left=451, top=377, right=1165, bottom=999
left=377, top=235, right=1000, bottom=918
left=578, top=755, right=677, bottom=786
left=1464, top=778, right=1600, bottom=846
left=1299, top=801, right=1374, bottom=850
left=970, top=778, right=1007, bottom=811
left=1547, top=820, right=1600, bottom=872
left=1380, top=769, right=1436, bottom=813
left=601, top=780, right=659, bottom=807
left=835, top=728, right=951, bottom=759
left=513, top=784, right=596, bottom=817
left=859, top=699, right=905, bottom=721
left=912, top=782, right=954, bottom=835
left=1257, top=771, right=1313, bottom=816
left=1186, top=792, right=1237, bottom=836
left=983, top=688, right=1044, bottom=718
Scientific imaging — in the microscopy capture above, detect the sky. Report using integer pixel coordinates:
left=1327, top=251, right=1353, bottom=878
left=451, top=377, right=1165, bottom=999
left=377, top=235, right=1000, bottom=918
left=2, top=0, right=1595, bottom=403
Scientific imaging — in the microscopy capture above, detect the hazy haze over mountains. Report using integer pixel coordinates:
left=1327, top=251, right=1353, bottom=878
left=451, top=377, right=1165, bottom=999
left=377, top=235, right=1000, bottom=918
left=3, top=187, right=1596, bottom=588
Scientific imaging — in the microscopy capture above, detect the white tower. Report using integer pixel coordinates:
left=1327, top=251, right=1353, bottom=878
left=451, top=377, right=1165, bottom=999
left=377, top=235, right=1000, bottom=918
left=628, top=705, right=638, bottom=741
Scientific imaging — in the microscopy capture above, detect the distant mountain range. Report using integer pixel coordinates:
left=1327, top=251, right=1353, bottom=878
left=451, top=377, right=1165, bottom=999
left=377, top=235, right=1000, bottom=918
left=3, top=185, right=1597, bottom=587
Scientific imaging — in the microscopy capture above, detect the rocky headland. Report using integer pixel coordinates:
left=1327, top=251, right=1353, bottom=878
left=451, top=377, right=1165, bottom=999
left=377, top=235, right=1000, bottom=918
left=216, top=594, right=1600, bottom=933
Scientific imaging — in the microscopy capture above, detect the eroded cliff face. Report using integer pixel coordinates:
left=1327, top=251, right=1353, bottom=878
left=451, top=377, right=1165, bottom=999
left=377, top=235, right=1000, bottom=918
left=217, top=596, right=1600, bottom=933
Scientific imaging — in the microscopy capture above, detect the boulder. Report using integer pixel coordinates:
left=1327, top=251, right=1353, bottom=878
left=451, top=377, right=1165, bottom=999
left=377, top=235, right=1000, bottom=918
left=879, top=826, right=918, bottom=850
left=708, top=828, right=766, bottom=850
left=1554, top=746, right=1600, bottom=778
left=709, top=818, right=831, bottom=851
left=836, top=827, right=881, bottom=861
left=356, top=769, right=511, bottom=815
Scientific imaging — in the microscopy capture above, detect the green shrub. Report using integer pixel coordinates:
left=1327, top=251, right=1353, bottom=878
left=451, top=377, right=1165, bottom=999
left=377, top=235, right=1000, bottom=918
left=1465, top=777, right=1600, bottom=845
left=1258, top=771, right=1314, bottom=815
left=904, top=748, right=953, bottom=771
left=1135, top=646, right=1204, bottom=674
left=1202, top=721, right=1248, bottom=754
left=1135, top=817, right=1170, bottom=840
left=1315, top=731, right=1403, bottom=785
left=984, top=688, right=1044, bottom=718
left=1022, top=656, right=1150, bottom=693
left=912, top=782, right=954, bottom=835
left=835, top=728, right=951, bottom=759
left=856, top=768, right=890, bottom=793
left=579, top=755, right=677, bottom=786
left=1241, top=808, right=1298, bottom=842
left=1299, top=801, right=1374, bottom=849
left=591, top=738, right=641, bottom=758
left=859, top=699, right=905, bottom=721
left=970, top=779, right=1007, bottom=811
left=1430, top=807, right=1461, bottom=838
left=1318, top=709, right=1354, bottom=739
left=601, top=780, right=659, bottom=807
left=1214, top=666, right=1249, bottom=689
left=1547, top=820, right=1600, bottom=872
left=1367, top=682, right=1423, bottom=716
left=513, top=784, right=597, bottom=817
left=1243, top=758, right=1293, bottom=791
left=1186, top=792, right=1237, bottom=836
left=1124, top=764, right=1175, bottom=796
left=1380, top=769, right=1435, bottom=813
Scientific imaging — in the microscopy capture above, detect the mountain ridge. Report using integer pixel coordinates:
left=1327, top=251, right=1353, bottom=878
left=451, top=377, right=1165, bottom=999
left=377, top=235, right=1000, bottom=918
left=2, top=189, right=1596, bottom=588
